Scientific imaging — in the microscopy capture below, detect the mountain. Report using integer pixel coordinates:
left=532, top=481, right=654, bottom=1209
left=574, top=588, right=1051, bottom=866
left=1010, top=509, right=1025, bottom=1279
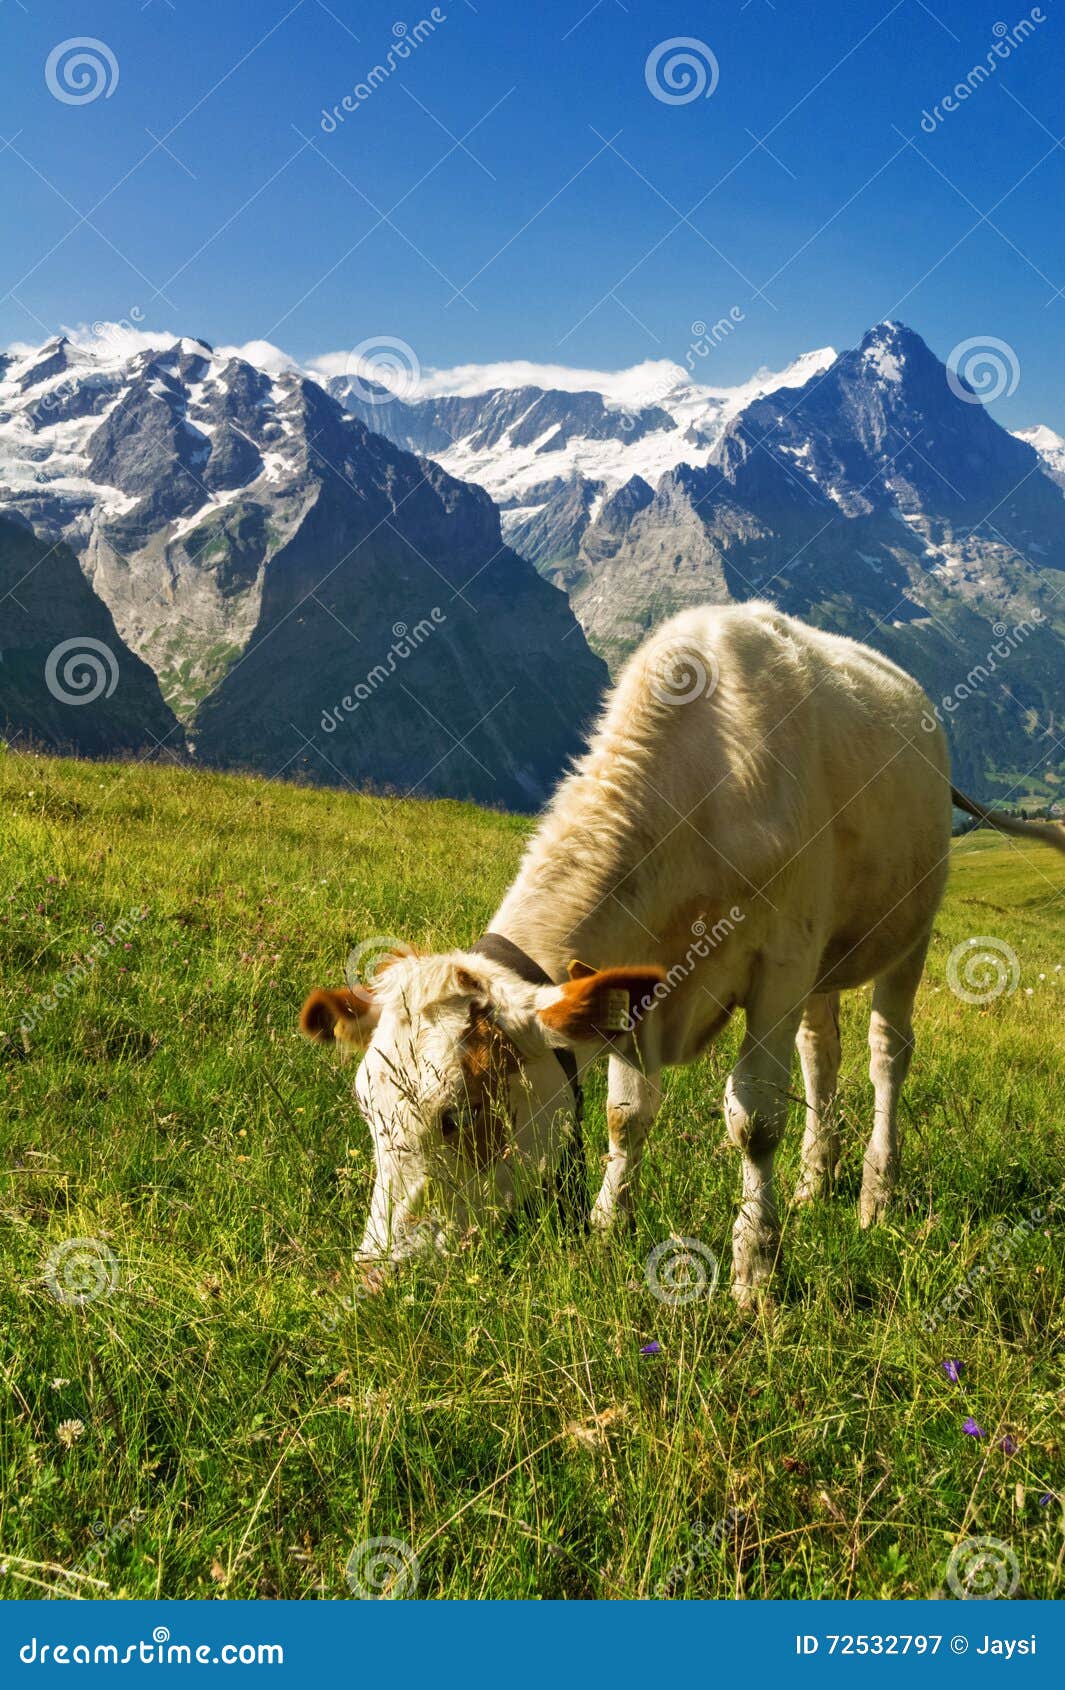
left=541, top=322, right=1065, bottom=797
left=325, top=346, right=838, bottom=573
left=1015, top=424, right=1065, bottom=488
left=5, top=320, right=1065, bottom=805
left=0, top=515, right=181, bottom=757
left=0, top=337, right=607, bottom=807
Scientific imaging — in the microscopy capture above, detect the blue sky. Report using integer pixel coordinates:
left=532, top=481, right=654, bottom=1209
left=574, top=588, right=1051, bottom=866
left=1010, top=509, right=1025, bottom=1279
left=2, top=0, right=1063, bottom=427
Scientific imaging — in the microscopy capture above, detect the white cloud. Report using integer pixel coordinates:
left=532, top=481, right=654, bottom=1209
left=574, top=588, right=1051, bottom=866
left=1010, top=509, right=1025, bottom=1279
left=3, top=328, right=838, bottom=419
left=304, top=350, right=356, bottom=382
left=303, top=352, right=714, bottom=406
left=215, top=338, right=302, bottom=375
left=60, top=320, right=176, bottom=359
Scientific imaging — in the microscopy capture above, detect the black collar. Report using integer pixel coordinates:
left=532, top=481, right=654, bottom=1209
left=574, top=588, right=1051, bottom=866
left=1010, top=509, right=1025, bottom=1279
left=471, top=931, right=589, bottom=1231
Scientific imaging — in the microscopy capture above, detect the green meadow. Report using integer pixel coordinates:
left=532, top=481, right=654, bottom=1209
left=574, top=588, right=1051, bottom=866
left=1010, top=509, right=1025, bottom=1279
left=1, top=748, right=1062, bottom=1600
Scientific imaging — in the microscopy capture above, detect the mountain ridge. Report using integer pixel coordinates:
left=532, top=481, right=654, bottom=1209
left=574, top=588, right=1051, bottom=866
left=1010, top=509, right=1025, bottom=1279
left=4, top=320, right=1065, bottom=804
left=0, top=335, right=607, bottom=807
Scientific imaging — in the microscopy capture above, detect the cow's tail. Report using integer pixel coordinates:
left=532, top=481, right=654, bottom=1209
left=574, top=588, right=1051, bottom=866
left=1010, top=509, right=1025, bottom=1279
left=951, top=785, right=1065, bottom=855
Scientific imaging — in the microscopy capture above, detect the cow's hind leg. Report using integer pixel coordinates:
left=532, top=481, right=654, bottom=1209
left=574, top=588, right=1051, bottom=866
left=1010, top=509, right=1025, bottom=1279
left=725, top=999, right=804, bottom=1307
left=861, top=936, right=929, bottom=1228
left=794, top=990, right=842, bottom=1204
left=590, top=1056, right=661, bottom=1234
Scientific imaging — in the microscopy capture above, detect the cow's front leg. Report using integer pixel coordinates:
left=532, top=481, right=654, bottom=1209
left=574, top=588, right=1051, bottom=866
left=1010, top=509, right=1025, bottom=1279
left=591, top=1057, right=661, bottom=1234
left=725, top=1005, right=803, bottom=1307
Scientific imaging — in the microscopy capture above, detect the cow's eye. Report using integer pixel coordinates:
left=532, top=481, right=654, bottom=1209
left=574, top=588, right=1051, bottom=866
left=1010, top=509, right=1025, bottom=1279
left=439, top=1110, right=462, bottom=1141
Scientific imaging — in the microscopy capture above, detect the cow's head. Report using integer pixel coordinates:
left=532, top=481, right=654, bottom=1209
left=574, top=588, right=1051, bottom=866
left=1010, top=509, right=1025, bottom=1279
left=300, top=950, right=665, bottom=1266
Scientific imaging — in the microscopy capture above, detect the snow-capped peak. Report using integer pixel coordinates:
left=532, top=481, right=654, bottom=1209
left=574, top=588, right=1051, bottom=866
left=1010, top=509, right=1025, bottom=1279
left=1014, top=423, right=1065, bottom=476
left=860, top=321, right=911, bottom=382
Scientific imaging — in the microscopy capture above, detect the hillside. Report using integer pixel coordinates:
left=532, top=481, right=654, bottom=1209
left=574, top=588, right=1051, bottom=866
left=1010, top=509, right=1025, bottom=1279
left=1, top=749, right=1063, bottom=1599
left=0, top=338, right=607, bottom=807
left=332, top=323, right=1065, bottom=802
left=0, top=516, right=181, bottom=758
left=5, top=323, right=1065, bottom=803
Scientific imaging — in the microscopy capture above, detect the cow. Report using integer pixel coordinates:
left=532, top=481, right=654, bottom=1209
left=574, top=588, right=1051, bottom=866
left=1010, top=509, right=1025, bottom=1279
left=300, top=601, right=1065, bottom=1305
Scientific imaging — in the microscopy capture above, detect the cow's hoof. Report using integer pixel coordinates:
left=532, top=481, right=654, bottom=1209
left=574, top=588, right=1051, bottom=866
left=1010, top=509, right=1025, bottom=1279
left=589, top=1206, right=635, bottom=1239
left=859, top=1187, right=891, bottom=1229
left=731, top=1279, right=776, bottom=1315
left=795, top=1166, right=839, bottom=1206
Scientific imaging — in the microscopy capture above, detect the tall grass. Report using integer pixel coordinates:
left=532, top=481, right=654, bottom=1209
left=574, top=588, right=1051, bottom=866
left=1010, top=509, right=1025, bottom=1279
left=1, top=749, right=1062, bottom=1599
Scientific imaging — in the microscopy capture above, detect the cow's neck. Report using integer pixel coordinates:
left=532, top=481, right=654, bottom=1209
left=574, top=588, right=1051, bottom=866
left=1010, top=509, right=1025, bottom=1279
left=488, top=768, right=651, bottom=981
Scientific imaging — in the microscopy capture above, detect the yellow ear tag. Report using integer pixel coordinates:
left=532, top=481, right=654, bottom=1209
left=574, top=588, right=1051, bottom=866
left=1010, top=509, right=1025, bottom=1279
left=600, top=988, right=631, bottom=1032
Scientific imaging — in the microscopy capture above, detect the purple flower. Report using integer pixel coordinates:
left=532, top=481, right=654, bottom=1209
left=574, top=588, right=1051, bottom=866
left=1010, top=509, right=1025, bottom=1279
left=999, top=1435, right=1018, bottom=1454
left=941, top=1359, right=964, bottom=1384
left=962, top=1416, right=985, bottom=1438
left=639, top=1340, right=661, bottom=1356
left=1039, top=1494, right=1054, bottom=1507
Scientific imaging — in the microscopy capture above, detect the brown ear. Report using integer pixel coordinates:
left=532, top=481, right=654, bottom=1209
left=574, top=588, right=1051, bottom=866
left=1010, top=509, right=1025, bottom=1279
left=300, top=987, right=380, bottom=1051
left=538, top=966, right=667, bottom=1043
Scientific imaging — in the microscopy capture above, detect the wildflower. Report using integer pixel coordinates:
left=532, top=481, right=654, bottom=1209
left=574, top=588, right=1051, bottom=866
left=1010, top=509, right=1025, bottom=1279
left=962, top=1416, right=984, bottom=1438
left=999, top=1434, right=1018, bottom=1454
left=56, top=1418, right=85, bottom=1448
left=942, top=1359, right=964, bottom=1383
left=639, top=1340, right=661, bottom=1356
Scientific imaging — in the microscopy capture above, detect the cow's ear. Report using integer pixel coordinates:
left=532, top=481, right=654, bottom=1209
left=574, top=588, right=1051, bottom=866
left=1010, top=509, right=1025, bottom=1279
left=537, top=967, right=667, bottom=1044
left=300, top=987, right=380, bottom=1051
left=567, top=958, right=597, bottom=981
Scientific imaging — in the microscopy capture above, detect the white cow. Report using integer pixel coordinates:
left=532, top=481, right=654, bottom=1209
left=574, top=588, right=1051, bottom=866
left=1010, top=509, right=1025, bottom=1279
left=301, top=602, right=1064, bottom=1303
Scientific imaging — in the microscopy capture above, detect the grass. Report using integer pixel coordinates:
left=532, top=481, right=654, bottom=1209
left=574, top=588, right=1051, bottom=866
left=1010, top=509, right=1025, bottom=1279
left=1, top=746, right=1063, bottom=1601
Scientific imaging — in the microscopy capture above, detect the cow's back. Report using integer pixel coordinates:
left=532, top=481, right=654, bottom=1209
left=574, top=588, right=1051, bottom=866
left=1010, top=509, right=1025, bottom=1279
left=606, top=602, right=951, bottom=988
